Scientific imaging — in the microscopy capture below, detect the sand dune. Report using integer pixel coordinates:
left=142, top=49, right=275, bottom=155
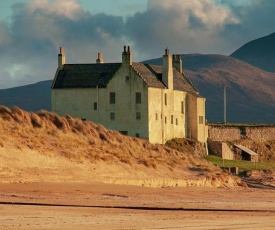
left=0, top=105, right=241, bottom=187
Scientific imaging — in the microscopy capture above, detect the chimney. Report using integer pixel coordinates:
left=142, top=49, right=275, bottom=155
left=172, top=54, right=182, bottom=74
left=122, top=45, right=132, bottom=67
left=162, top=48, right=173, bottom=90
left=58, top=47, right=66, bottom=69
left=96, top=52, right=104, bottom=64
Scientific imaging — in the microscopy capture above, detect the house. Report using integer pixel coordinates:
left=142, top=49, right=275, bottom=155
left=51, top=46, right=207, bottom=144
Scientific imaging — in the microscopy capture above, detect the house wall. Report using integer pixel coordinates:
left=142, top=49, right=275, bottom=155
left=51, top=81, right=206, bottom=144
left=186, top=94, right=207, bottom=143
left=51, top=88, right=102, bottom=121
left=197, top=97, right=207, bottom=143
left=106, top=64, right=149, bottom=139
left=147, top=88, right=186, bottom=144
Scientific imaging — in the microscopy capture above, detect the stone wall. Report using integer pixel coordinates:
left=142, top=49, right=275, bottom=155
left=208, top=125, right=275, bottom=142
left=208, top=140, right=234, bottom=160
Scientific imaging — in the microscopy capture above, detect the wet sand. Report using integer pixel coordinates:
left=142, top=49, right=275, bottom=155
left=1, top=182, right=275, bottom=229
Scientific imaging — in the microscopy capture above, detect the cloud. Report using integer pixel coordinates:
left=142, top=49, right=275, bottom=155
left=0, top=0, right=275, bottom=89
left=125, top=0, right=238, bottom=59
left=0, top=0, right=126, bottom=89
left=218, top=0, right=275, bottom=51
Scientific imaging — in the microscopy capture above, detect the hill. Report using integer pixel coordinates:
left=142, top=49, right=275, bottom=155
left=0, top=80, right=51, bottom=112
left=144, top=54, right=275, bottom=123
left=230, top=32, right=275, bottom=72
left=0, top=105, right=240, bottom=187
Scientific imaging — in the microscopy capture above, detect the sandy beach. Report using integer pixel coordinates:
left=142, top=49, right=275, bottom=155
left=1, top=182, right=275, bottom=229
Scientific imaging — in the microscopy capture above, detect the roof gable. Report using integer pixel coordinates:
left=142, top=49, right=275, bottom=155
left=137, top=63, right=199, bottom=95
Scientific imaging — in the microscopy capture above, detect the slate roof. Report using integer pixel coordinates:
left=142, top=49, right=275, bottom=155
left=52, top=63, right=121, bottom=88
left=52, top=62, right=199, bottom=96
left=140, top=63, right=199, bottom=95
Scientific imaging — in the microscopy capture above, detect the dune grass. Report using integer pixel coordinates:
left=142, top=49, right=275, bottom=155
left=205, top=155, right=275, bottom=173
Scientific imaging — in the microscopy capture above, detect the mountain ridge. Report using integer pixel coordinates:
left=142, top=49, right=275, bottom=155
left=230, top=32, right=275, bottom=72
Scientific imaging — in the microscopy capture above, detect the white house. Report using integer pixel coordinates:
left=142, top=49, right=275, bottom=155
left=51, top=46, right=207, bottom=144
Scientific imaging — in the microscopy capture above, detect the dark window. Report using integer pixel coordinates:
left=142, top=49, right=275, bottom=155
left=165, top=116, right=167, bottom=124
left=120, top=131, right=128, bottom=135
left=94, top=102, right=97, bottom=110
left=136, top=92, right=141, bottom=104
left=110, top=112, right=115, bottom=120
left=135, top=133, right=139, bottom=138
left=136, top=112, right=141, bottom=120
left=176, top=118, right=178, bottom=125
left=110, top=92, right=115, bottom=104
left=156, top=113, right=158, bottom=120
left=181, top=101, right=185, bottom=114
left=171, top=115, right=174, bottom=124
left=199, top=116, right=204, bottom=124
left=164, top=93, right=167, bottom=105
left=126, top=76, right=130, bottom=80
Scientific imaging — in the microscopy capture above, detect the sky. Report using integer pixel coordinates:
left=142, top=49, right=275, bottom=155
left=0, top=0, right=275, bottom=89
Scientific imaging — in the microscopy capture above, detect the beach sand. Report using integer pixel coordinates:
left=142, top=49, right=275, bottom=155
left=1, top=182, right=275, bottom=229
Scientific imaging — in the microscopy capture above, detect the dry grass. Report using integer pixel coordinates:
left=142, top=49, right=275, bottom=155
left=0, top=105, right=242, bottom=187
left=227, top=139, right=275, bottom=162
left=0, top=106, right=197, bottom=168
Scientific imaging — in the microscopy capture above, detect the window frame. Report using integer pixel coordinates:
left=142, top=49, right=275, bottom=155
left=110, top=112, right=115, bottom=120
left=110, top=92, right=116, bottom=104
left=181, top=101, right=185, bottom=114
left=136, top=112, right=141, bottom=120
left=199, top=116, right=204, bottom=124
left=136, top=92, right=141, bottom=104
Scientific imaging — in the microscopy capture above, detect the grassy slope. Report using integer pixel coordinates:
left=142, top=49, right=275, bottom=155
left=0, top=105, right=242, bottom=187
left=206, top=155, right=275, bottom=173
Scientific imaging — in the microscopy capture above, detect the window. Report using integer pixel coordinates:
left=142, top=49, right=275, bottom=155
left=135, top=133, right=140, bottom=138
left=94, top=102, right=97, bottom=110
left=120, top=131, right=128, bottom=135
left=110, top=92, right=115, bottom=104
left=164, top=93, right=167, bottom=105
left=165, top=116, right=167, bottom=124
left=181, top=101, right=185, bottom=114
left=136, top=92, right=141, bottom=104
left=126, top=75, right=130, bottom=81
left=199, top=116, right=204, bottom=124
left=110, top=112, right=115, bottom=120
left=156, top=113, right=158, bottom=120
left=176, top=118, right=178, bottom=125
left=171, top=115, right=174, bottom=124
left=136, top=112, right=141, bottom=120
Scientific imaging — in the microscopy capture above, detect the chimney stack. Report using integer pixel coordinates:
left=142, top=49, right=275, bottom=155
left=58, top=47, right=66, bottom=69
left=122, top=45, right=132, bottom=67
left=172, top=54, right=182, bottom=74
left=162, top=48, right=173, bottom=90
left=96, top=52, right=104, bottom=64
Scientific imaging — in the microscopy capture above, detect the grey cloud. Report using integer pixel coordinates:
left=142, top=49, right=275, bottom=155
left=216, top=0, right=275, bottom=53
left=1, top=0, right=275, bottom=89
left=0, top=0, right=125, bottom=89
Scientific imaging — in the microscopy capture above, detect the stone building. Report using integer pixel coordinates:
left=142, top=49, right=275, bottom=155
left=51, top=46, right=207, bottom=144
